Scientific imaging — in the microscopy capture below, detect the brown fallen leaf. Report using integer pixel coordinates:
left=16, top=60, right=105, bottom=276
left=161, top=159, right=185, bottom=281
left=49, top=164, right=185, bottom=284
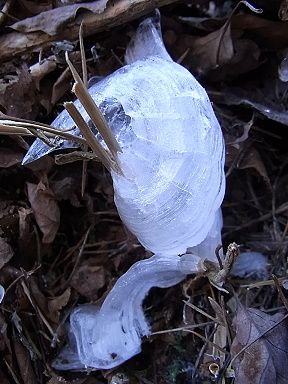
left=231, top=305, right=288, bottom=384
left=71, top=258, right=107, bottom=300
left=0, top=237, right=13, bottom=270
left=0, top=65, right=38, bottom=119
left=13, top=338, right=37, bottom=384
left=27, top=180, right=60, bottom=243
left=189, top=20, right=234, bottom=76
left=48, top=288, right=71, bottom=323
left=0, top=0, right=178, bottom=63
left=51, top=67, right=71, bottom=106
left=10, top=0, right=109, bottom=35
left=29, top=278, right=71, bottom=324
left=238, top=146, right=269, bottom=182
left=233, top=14, right=288, bottom=50
left=19, top=0, right=53, bottom=15
left=29, top=56, right=57, bottom=90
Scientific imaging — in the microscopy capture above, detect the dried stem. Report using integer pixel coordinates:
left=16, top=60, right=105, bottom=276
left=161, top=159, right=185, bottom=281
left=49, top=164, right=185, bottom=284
left=65, top=53, right=122, bottom=158
left=0, top=119, right=86, bottom=146
left=79, top=22, right=88, bottom=196
left=64, top=102, right=115, bottom=171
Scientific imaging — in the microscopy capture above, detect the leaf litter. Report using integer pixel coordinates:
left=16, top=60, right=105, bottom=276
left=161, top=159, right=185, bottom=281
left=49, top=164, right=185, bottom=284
left=0, top=0, right=288, bottom=383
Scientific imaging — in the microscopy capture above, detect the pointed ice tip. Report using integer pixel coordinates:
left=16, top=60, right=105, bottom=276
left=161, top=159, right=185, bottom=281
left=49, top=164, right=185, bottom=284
left=22, top=139, right=54, bottom=165
left=125, top=9, right=171, bottom=65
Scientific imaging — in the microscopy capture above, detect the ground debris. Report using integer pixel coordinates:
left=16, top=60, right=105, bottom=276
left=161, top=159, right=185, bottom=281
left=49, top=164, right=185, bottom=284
left=0, top=1, right=288, bottom=383
left=231, top=305, right=288, bottom=384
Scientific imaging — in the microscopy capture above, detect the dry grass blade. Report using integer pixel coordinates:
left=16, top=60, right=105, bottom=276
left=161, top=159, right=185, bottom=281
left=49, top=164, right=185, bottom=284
left=65, top=52, right=122, bottom=158
left=79, top=22, right=88, bottom=88
left=0, top=123, right=32, bottom=135
left=79, top=22, right=88, bottom=196
left=151, top=321, right=215, bottom=335
left=0, top=117, right=87, bottom=147
left=183, top=300, right=222, bottom=325
left=21, top=281, right=58, bottom=342
left=64, top=102, right=115, bottom=171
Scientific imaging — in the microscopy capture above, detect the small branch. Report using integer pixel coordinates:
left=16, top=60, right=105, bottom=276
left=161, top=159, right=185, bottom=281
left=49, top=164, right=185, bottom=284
left=0, top=0, right=179, bottom=63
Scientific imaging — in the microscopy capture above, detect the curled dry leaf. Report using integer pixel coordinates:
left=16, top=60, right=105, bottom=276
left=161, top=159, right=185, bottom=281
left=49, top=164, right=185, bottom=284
left=231, top=305, right=288, bottom=384
left=29, top=56, right=57, bottom=90
left=10, top=0, right=109, bottom=35
left=27, top=180, right=60, bottom=243
left=188, top=20, right=234, bottom=76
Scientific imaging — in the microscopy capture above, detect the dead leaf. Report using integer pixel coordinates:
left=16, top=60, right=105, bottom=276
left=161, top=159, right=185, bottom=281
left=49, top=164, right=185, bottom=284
left=217, top=79, right=288, bottom=126
left=27, top=180, right=60, bottom=243
left=51, top=176, right=81, bottom=207
left=48, top=288, right=71, bottom=323
left=71, top=258, right=107, bottom=300
left=0, top=238, right=13, bottom=270
left=233, top=14, right=288, bottom=50
left=231, top=306, right=288, bottom=384
left=13, top=338, right=37, bottom=384
left=18, top=207, right=33, bottom=240
left=10, top=1, right=109, bottom=35
left=0, top=147, right=24, bottom=168
left=29, top=56, right=57, bottom=90
left=19, top=0, right=53, bottom=15
left=29, top=279, right=70, bottom=323
left=189, top=20, right=234, bottom=76
left=279, top=0, right=288, bottom=20
left=0, top=65, right=38, bottom=120
left=51, top=67, right=71, bottom=106
left=238, top=146, right=269, bottom=182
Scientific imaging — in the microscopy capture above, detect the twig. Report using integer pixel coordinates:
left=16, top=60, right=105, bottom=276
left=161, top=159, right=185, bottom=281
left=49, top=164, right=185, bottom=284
left=61, top=225, right=93, bottom=290
left=0, top=0, right=178, bottom=62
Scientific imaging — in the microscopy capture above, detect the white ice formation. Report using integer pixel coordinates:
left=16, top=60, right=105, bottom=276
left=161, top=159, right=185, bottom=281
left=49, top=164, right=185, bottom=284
left=231, top=251, right=269, bottom=279
left=24, top=13, right=225, bottom=370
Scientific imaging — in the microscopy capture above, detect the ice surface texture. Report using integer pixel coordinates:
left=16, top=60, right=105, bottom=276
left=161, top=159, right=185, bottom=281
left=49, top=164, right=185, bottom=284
left=53, top=253, right=202, bottom=370
left=24, top=13, right=226, bottom=370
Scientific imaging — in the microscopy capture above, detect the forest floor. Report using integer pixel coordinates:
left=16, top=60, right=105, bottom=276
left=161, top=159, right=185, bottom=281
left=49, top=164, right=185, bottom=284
left=0, top=0, right=288, bottom=383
